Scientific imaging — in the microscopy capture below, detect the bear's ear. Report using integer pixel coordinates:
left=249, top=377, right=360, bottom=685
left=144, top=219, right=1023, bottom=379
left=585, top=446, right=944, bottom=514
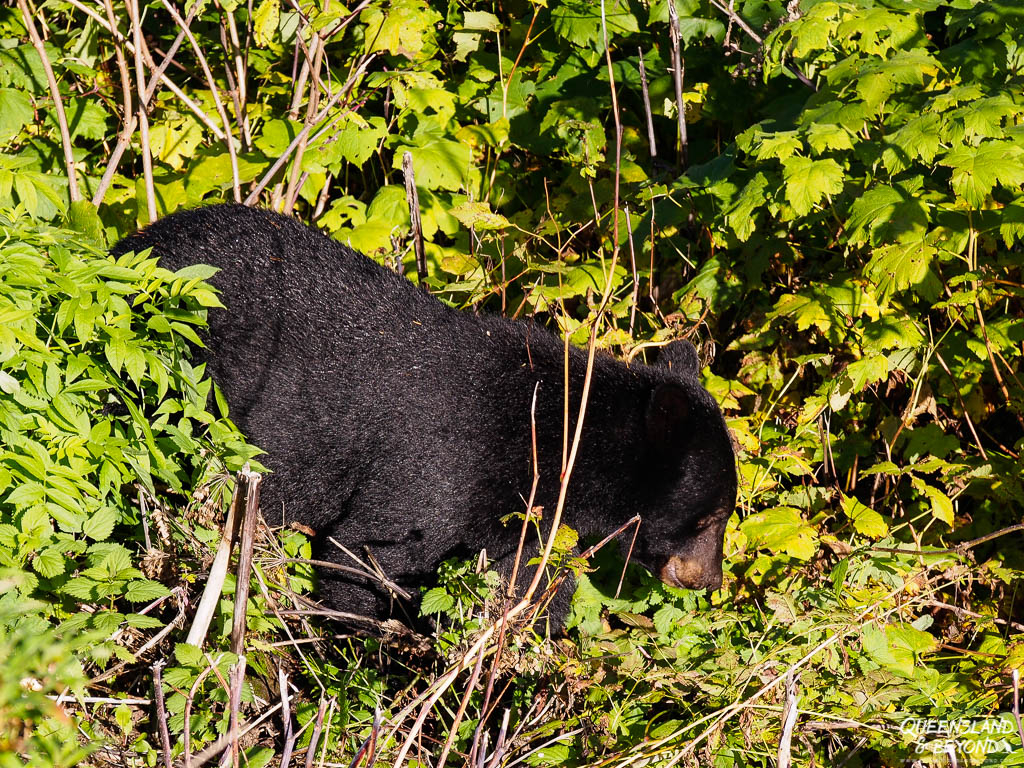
left=657, top=340, right=700, bottom=379
left=646, top=381, right=690, bottom=449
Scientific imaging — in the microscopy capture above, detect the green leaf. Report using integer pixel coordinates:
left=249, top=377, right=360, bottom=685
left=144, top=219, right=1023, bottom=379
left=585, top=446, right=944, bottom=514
left=740, top=507, right=817, bottom=560
left=780, top=156, right=844, bottom=216
left=124, top=579, right=172, bottom=603
left=552, top=0, right=639, bottom=50
left=842, top=495, right=889, bottom=539
left=419, top=587, right=454, bottom=615
left=392, top=124, right=473, bottom=192
left=253, top=0, right=280, bottom=46
left=0, top=88, right=33, bottom=145
left=940, top=140, right=1024, bottom=208
left=32, top=547, right=66, bottom=578
left=448, top=201, right=510, bottom=231
left=82, top=506, right=118, bottom=541
left=174, top=642, right=204, bottom=667
left=863, top=238, right=940, bottom=302
left=881, top=113, right=942, bottom=174
left=845, top=185, right=929, bottom=246
left=359, top=0, right=443, bottom=60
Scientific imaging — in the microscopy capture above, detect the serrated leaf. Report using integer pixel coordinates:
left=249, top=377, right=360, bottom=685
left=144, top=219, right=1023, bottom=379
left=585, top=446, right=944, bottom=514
left=864, top=238, right=940, bottom=302
left=83, top=505, right=118, bottom=541
left=652, top=604, right=685, bottom=635
left=32, top=548, right=66, bottom=578
left=781, top=156, right=844, bottom=216
left=419, top=587, right=454, bottom=615
left=125, top=579, right=172, bottom=603
left=842, top=495, right=889, bottom=539
left=941, top=140, right=1024, bottom=208
left=753, top=131, right=803, bottom=161
left=448, top=201, right=510, bottom=231
left=846, top=185, right=929, bottom=247
left=0, top=88, right=33, bottom=145
left=881, top=113, right=942, bottom=174
left=174, top=642, right=204, bottom=667
left=740, top=507, right=817, bottom=560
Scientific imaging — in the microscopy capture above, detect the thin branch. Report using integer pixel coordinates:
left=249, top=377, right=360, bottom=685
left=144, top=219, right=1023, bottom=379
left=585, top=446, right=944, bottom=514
left=777, top=672, right=799, bottom=768
left=403, top=152, right=426, bottom=282
left=64, top=0, right=227, bottom=140
left=666, top=1, right=688, bottom=169
left=185, top=471, right=245, bottom=648
left=244, top=53, right=376, bottom=205
left=127, top=0, right=156, bottom=221
left=152, top=661, right=173, bottom=768
left=708, top=0, right=816, bottom=89
left=160, top=0, right=242, bottom=201
left=18, top=0, right=80, bottom=202
left=93, top=0, right=134, bottom=206
left=637, top=47, right=657, bottom=158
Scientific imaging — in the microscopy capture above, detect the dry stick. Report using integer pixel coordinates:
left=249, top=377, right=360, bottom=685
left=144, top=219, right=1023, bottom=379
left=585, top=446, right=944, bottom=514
left=278, top=557, right=412, bottom=599
left=94, top=0, right=134, bottom=207
left=403, top=152, right=427, bottom=282
left=125, top=0, right=157, bottom=222
left=189, top=701, right=286, bottom=768
left=519, top=0, right=625, bottom=602
left=624, top=204, right=639, bottom=336
left=469, top=386, right=543, bottom=762
left=1013, top=670, right=1024, bottom=752
left=348, top=709, right=381, bottom=768
left=224, top=472, right=261, bottom=767
left=613, top=514, right=641, bottom=600
left=777, top=672, right=799, bottom=768
left=304, top=698, right=331, bottom=768
left=708, top=0, right=816, bottom=90
left=152, top=661, right=173, bottom=768
left=933, top=350, right=988, bottom=461
left=218, top=0, right=252, bottom=150
left=18, top=0, right=80, bottom=202
left=229, top=470, right=262, bottom=655
left=435, top=648, right=486, bottom=768
left=63, top=0, right=227, bottom=139
left=279, top=668, right=297, bottom=768
left=245, top=54, right=375, bottom=206
left=923, top=599, right=1024, bottom=633
left=186, top=470, right=246, bottom=648
left=484, top=709, right=511, bottom=768
left=160, top=0, right=242, bottom=202
left=637, top=48, right=657, bottom=158
left=317, top=698, right=338, bottom=768
left=284, top=0, right=331, bottom=213
left=666, top=0, right=688, bottom=169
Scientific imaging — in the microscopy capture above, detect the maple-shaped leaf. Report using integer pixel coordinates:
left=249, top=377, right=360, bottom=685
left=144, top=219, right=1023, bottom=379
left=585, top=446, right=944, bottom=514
left=940, top=139, right=1024, bottom=208
left=781, top=156, right=844, bottom=216
left=846, top=184, right=929, bottom=246
left=881, top=113, right=942, bottom=173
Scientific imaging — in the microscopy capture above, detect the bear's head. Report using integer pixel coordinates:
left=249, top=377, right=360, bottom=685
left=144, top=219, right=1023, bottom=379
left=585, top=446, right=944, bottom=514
left=634, top=340, right=737, bottom=591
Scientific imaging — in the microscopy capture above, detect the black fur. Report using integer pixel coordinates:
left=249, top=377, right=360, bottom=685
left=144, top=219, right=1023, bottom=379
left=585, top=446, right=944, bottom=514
left=113, top=205, right=737, bottom=625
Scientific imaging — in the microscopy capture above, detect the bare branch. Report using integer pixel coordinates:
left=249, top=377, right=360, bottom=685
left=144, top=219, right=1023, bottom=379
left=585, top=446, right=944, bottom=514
left=127, top=0, right=156, bottom=222
left=160, top=0, right=242, bottom=201
left=18, top=0, right=80, bottom=202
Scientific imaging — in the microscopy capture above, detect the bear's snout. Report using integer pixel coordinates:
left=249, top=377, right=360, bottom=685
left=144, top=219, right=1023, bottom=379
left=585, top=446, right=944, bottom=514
left=660, top=554, right=723, bottom=590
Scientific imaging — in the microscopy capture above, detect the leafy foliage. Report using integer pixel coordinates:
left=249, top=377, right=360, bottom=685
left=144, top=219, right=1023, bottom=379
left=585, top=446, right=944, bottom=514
left=1, top=0, right=1023, bottom=765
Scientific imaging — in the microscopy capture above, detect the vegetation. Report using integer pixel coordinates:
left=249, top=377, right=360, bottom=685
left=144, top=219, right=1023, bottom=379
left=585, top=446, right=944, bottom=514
left=1, top=0, right=1023, bottom=765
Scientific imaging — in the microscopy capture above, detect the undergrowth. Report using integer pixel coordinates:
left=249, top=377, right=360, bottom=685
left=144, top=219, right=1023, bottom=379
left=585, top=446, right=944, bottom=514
left=1, top=0, right=1023, bottom=765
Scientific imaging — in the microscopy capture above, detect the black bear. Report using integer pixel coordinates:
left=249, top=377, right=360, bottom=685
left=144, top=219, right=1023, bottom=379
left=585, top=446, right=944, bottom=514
left=113, top=204, right=737, bottom=626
